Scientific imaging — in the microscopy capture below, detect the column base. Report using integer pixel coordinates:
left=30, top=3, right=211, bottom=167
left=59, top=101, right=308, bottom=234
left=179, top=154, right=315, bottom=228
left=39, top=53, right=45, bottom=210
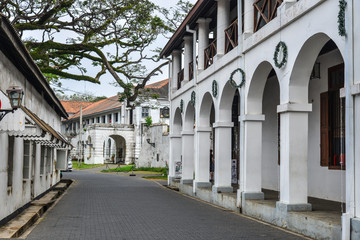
left=276, top=201, right=312, bottom=212
left=242, top=192, right=264, bottom=200
left=351, top=218, right=360, bottom=240
left=194, top=182, right=212, bottom=189
left=168, top=176, right=177, bottom=185
left=180, top=179, right=193, bottom=184
left=212, top=185, right=233, bottom=193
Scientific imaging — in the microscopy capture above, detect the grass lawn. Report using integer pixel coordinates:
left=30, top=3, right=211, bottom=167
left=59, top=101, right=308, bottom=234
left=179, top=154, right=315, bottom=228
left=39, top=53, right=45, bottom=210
left=72, top=161, right=104, bottom=170
left=101, top=166, right=168, bottom=178
left=142, top=175, right=168, bottom=180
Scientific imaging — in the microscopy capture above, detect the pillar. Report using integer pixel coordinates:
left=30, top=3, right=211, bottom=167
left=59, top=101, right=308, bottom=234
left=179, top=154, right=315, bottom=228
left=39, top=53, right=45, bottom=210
left=216, top=0, right=230, bottom=56
left=197, top=18, right=212, bottom=71
left=241, top=115, right=265, bottom=200
left=244, top=0, right=255, bottom=35
left=353, top=91, right=360, bottom=217
left=194, top=127, right=212, bottom=188
left=277, top=103, right=312, bottom=212
left=181, top=131, right=194, bottom=184
left=34, top=143, right=41, bottom=197
left=212, top=122, right=233, bottom=193
left=183, top=36, right=193, bottom=83
left=168, top=134, right=182, bottom=185
left=171, top=50, right=181, bottom=91
left=13, top=137, right=23, bottom=203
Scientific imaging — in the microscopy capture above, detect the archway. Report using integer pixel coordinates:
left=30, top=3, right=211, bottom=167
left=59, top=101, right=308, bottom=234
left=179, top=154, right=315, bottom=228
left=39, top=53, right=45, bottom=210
left=195, top=92, right=215, bottom=188
left=243, top=61, right=280, bottom=200
left=169, top=107, right=183, bottom=180
left=181, top=102, right=195, bottom=183
left=103, top=135, right=126, bottom=163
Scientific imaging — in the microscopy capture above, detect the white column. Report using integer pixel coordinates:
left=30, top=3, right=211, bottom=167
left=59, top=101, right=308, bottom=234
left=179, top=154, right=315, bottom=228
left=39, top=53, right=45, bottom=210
left=117, top=112, right=121, bottom=124
left=183, top=36, right=193, bottom=83
left=354, top=94, right=360, bottom=217
left=168, top=134, right=182, bottom=185
left=111, top=113, right=115, bottom=125
left=121, top=105, right=126, bottom=124
left=277, top=103, right=312, bottom=211
left=0, top=133, right=8, bottom=204
left=105, top=114, right=109, bottom=123
left=181, top=131, right=194, bottom=184
left=213, top=122, right=233, bottom=193
left=34, top=143, right=41, bottom=197
left=216, top=0, right=230, bottom=56
left=244, top=0, right=255, bottom=35
left=241, top=115, right=265, bottom=200
left=13, top=137, right=23, bottom=203
left=197, top=18, right=212, bottom=71
left=171, top=50, right=181, bottom=91
left=194, top=128, right=212, bottom=188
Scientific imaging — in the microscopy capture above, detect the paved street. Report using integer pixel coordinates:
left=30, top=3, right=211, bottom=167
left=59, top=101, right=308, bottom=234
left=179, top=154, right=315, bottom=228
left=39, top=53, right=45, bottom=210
left=26, top=170, right=306, bottom=240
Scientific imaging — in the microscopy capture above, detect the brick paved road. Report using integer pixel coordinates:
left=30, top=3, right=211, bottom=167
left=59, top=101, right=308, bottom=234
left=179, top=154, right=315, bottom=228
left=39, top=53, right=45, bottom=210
left=26, top=170, right=306, bottom=240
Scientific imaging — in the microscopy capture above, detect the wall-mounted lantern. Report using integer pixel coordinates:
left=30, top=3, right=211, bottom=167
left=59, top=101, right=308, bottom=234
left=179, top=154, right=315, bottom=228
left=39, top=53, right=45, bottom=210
left=146, top=138, right=155, bottom=148
left=0, top=86, right=24, bottom=121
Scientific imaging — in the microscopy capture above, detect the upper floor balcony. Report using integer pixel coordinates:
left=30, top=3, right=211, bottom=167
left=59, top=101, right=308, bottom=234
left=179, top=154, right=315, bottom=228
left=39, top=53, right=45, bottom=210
left=161, top=0, right=296, bottom=93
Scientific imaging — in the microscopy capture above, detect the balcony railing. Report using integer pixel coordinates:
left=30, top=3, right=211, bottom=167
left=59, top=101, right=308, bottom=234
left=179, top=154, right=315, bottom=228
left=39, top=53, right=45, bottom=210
left=254, top=0, right=283, bottom=32
left=189, top=56, right=198, bottom=80
left=204, top=39, right=217, bottom=69
left=225, top=19, right=238, bottom=54
left=177, top=68, right=184, bottom=89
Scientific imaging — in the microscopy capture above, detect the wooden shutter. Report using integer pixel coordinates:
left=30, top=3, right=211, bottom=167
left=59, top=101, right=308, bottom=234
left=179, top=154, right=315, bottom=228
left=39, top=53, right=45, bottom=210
left=320, top=92, right=329, bottom=166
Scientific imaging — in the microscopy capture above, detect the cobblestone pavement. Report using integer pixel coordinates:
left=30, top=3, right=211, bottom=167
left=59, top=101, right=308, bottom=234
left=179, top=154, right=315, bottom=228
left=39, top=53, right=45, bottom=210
left=26, top=170, right=306, bottom=240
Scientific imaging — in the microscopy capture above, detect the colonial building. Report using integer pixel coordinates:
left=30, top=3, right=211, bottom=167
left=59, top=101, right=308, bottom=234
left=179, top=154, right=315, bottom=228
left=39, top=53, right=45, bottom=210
left=161, top=0, right=360, bottom=239
left=61, top=79, right=170, bottom=165
left=0, top=15, right=71, bottom=224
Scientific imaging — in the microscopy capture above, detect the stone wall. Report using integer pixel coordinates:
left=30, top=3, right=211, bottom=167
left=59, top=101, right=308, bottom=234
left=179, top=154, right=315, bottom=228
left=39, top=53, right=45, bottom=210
left=136, top=124, right=169, bottom=168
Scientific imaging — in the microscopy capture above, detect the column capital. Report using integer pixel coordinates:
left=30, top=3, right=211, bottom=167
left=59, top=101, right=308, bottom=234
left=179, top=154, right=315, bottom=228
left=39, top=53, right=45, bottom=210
left=181, top=130, right=194, bottom=136
left=213, top=122, right=234, bottom=128
left=196, top=127, right=212, bottom=132
left=169, top=133, right=182, bottom=138
left=197, top=18, right=212, bottom=24
left=183, top=35, right=193, bottom=42
left=240, top=114, right=265, bottom=122
left=172, top=49, right=182, bottom=55
left=351, top=83, right=360, bottom=95
left=277, top=103, right=312, bottom=113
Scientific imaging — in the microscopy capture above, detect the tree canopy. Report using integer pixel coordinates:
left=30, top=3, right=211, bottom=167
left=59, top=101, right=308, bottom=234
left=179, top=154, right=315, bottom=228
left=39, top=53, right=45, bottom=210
left=0, top=0, right=193, bottom=106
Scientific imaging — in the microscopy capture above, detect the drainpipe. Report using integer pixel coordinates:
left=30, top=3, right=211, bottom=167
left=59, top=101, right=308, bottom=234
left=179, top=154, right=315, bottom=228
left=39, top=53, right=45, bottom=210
left=186, top=24, right=198, bottom=194
left=237, top=0, right=246, bottom=210
left=186, top=25, right=197, bottom=85
left=342, top=0, right=354, bottom=239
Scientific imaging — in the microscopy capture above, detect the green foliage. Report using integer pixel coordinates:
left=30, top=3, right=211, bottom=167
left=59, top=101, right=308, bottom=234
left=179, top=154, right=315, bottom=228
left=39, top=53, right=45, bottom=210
left=145, top=116, right=152, bottom=127
left=0, top=0, right=193, bottom=104
left=72, top=161, right=103, bottom=170
left=338, top=0, right=347, bottom=36
left=102, top=166, right=167, bottom=176
left=56, top=92, right=107, bottom=102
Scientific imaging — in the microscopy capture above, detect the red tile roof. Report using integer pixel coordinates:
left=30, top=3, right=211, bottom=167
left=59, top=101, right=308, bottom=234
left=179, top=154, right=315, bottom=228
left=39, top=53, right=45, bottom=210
left=145, top=79, right=168, bottom=89
left=67, top=95, right=121, bottom=120
left=61, top=101, right=94, bottom=114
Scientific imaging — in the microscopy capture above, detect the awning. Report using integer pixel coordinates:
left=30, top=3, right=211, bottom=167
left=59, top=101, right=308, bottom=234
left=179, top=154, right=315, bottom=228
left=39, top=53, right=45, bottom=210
left=0, top=100, right=72, bottom=148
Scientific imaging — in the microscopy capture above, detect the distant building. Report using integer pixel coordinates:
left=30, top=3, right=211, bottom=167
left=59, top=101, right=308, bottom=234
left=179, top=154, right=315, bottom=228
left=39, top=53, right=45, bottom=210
left=0, top=15, right=71, bottom=223
left=61, top=79, right=169, bottom=165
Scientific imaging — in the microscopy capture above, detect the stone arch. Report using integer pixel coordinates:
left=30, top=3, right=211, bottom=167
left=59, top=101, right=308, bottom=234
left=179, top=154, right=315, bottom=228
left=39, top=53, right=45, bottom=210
left=172, top=107, right=182, bottom=134
left=246, top=61, right=278, bottom=114
left=109, top=134, right=126, bottom=163
left=288, top=32, right=344, bottom=103
left=218, top=81, right=238, bottom=122
left=183, top=102, right=195, bottom=131
left=199, top=92, right=214, bottom=127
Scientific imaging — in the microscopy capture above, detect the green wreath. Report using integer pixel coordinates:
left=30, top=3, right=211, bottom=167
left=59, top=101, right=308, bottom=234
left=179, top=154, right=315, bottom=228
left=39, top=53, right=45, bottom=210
left=274, top=41, right=288, bottom=68
left=229, top=68, right=246, bottom=88
left=190, top=91, right=196, bottom=106
left=212, top=80, right=218, bottom=98
left=180, top=99, right=184, bottom=113
left=338, top=0, right=347, bottom=36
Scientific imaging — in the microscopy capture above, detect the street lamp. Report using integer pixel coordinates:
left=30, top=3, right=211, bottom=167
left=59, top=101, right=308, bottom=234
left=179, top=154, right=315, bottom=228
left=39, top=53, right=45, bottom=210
left=0, top=86, right=24, bottom=121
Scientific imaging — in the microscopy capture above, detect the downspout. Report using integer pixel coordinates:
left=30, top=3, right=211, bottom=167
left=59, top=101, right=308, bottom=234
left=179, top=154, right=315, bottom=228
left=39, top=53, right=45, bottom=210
left=237, top=0, right=246, bottom=210
left=186, top=24, right=198, bottom=194
left=342, top=0, right=355, bottom=239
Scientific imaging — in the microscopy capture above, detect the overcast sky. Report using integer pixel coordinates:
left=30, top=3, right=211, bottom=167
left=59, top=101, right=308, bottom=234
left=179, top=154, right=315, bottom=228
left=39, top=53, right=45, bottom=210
left=58, top=0, right=196, bottom=98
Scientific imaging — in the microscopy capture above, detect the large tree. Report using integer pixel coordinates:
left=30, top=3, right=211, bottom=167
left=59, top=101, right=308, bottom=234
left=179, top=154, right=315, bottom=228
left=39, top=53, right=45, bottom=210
left=0, top=0, right=192, bottom=106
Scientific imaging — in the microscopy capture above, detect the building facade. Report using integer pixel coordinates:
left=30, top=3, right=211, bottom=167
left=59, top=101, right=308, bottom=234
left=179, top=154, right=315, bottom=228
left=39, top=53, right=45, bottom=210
left=0, top=15, right=70, bottom=223
left=62, top=80, right=170, bottom=165
left=161, top=0, right=360, bottom=239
